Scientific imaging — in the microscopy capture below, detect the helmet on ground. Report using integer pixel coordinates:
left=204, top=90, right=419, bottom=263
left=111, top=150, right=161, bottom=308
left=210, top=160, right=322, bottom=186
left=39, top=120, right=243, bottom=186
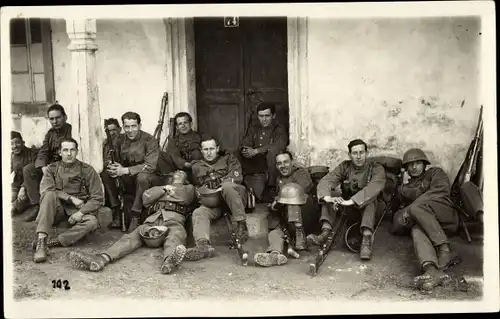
left=402, top=148, right=430, bottom=167
left=197, top=185, right=222, bottom=208
left=276, top=182, right=307, bottom=205
left=344, top=221, right=362, bottom=253
left=140, top=225, right=169, bottom=248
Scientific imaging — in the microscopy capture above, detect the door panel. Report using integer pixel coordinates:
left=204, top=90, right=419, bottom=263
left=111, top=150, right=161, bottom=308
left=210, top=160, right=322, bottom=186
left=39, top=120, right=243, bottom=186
left=195, top=17, right=289, bottom=153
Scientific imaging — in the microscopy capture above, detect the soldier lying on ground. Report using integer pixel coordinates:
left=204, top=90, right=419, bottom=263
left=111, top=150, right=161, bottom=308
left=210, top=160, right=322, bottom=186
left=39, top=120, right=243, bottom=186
left=100, top=112, right=164, bottom=232
left=184, top=135, right=249, bottom=261
left=11, top=131, right=38, bottom=216
left=22, top=103, right=72, bottom=222
left=239, top=102, right=288, bottom=202
left=391, top=148, right=461, bottom=292
left=33, top=138, right=111, bottom=263
left=68, top=170, right=195, bottom=274
left=310, top=139, right=386, bottom=261
left=159, top=112, right=202, bottom=175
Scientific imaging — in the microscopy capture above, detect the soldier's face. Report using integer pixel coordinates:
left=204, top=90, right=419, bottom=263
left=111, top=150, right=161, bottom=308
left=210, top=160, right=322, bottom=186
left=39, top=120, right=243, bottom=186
left=123, top=119, right=141, bottom=140
left=11, top=137, right=24, bottom=155
left=276, top=153, right=293, bottom=177
left=176, top=116, right=192, bottom=135
left=59, top=141, right=78, bottom=164
left=201, top=140, right=219, bottom=162
left=48, top=110, right=67, bottom=129
left=407, top=160, right=425, bottom=177
left=106, top=124, right=121, bottom=138
left=349, top=145, right=367, bottom=167
left=257, top=109, right=275, bottom=128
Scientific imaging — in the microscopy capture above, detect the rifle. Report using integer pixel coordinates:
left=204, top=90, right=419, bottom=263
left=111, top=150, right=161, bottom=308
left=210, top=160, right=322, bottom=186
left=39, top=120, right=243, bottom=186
left=309, top=203, right=349, bottom=277
left=276, top=205, right=300, bottom=259
left=153, top=92, right=168, bottom=146
left=223, top=211, right=249, bottom=266
left=105, top=127, right=127, bottom=232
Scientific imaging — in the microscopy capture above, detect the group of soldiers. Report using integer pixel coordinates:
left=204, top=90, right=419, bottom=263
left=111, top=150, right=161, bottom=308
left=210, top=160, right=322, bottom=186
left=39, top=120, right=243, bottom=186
left=11, top=101, right=465, bottom=292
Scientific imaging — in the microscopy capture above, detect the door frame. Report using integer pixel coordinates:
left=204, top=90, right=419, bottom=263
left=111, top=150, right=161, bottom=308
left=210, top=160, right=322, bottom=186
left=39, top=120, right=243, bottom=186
left=164, top=17, right=310, bottom=164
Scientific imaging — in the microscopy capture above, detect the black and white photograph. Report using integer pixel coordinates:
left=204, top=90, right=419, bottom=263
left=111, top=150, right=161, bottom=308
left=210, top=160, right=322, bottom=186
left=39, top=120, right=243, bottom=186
left=1, top=2, right=498, bottom=317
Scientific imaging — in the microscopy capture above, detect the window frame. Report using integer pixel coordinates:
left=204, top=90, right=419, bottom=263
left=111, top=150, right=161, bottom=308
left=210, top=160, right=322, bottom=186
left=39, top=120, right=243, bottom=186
left=11, top=18, right=55, bottom=117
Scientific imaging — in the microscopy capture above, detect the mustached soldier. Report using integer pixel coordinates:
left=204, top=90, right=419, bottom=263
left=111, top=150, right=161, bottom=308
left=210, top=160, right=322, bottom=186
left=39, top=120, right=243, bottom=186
left=68, top=171, right=195, bottom=274
left=33, top=138, right=111, bottom=263
left=311, top=139, right=386, bottom=261
left=391, top=148, right=460, bottom=292
left=184, top=136, right=249, bottom=261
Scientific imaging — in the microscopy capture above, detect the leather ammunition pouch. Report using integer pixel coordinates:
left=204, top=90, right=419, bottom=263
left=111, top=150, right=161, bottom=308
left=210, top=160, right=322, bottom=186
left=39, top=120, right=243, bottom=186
left=152, top=201, right=187, bottom=215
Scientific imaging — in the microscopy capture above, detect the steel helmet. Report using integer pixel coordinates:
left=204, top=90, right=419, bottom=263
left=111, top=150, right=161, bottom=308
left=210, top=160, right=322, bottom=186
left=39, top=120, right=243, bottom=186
left=140, top=225, right=169, bottom=248
left=276, top=182, right=307, bottom=205
left=402, top=148, right=430, bottom=166
left=197, top=185, right=222, bottom=208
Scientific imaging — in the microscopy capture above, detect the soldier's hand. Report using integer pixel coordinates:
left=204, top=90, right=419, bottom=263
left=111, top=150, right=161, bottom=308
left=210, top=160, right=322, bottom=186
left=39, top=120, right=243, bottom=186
left=17, top=187, right=27, bottom=201
left=163, top=185, right=175, bottom=194
left=270, top=200, right=278, bottom=211
left=68, top=211, right=84, bottom=224
left=41, top=166, right=49, bottom=175
left=339, top=199, right=354, bottom=206
left=108, top=163, right=128, bottom=177
left=70, top=196, right=84, bottom=208
left=184, top=161, right=193, bottom=169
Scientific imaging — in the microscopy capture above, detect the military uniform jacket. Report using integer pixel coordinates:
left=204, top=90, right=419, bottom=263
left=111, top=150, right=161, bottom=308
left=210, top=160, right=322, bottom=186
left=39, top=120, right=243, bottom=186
left=142, top=184, right=196, bottom=223
left=40, top=160, right=104, bottom=215
left=12, top=146, right=38, bottom=186
left=276, top=165, right=314, bottom=195
left=240, top=122, right=288, bottom=154
left=35, top=123, right=72, bottom=168
left=191, top=153, right=243, bottom=188
left=317, top=159, right=386, bottom=208
left=165, top=130, right=202, bottom=168
left=398, top=167, right=455, bottom=209
left=105, top=130, right=160, bottom=175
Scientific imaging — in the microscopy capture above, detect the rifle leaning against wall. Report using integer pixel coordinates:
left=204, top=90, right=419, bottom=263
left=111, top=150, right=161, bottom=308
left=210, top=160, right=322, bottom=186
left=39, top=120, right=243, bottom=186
left=105, top=127, right=128, bottom=232
left=153, top=92, right=169, bottom=147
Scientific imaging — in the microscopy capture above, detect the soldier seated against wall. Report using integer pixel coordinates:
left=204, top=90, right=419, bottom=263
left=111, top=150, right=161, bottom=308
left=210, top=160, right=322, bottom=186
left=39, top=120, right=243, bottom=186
left=239, top=102, right=288, bottom=203
left=310, top=139, right=386, bottom=261
left=184, top=135, right=250, bottom=261
left=100, top=112, right=164, bottom=232
left=158, top=112, right=202, bottom=180
left=254, top=151, right=321, bottom=267
left=11, top=131, right=38, bottom=216
left=68, top=170, right=195, bottom=275
left=391, top=148, right=461, bottom=292
left=32, top=138, right=112, bottom=263
left=22, top=103, right=73, bottom=222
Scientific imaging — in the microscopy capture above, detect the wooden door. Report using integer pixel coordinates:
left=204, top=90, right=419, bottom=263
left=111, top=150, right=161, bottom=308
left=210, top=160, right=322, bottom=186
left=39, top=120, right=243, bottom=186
left=195, top=17, right=289, bottom=153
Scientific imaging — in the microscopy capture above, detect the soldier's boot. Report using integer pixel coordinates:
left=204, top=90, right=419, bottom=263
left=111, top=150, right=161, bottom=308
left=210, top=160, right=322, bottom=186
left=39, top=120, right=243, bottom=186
left=33, top=237, right=49, bottom=263
left=67, top=251, right=110, bottom=272
left=184, top=239, right=215, bottom=261
left=295, top=226, right=307, bottom=251
left=306, top=228, right=331, bottom=246
left=412, top=263, right=452, bottom=292
left=359, top=235, right=373, bottom=260
left=23, top=205, right=39, bottom=222
left=437, top=245, right=461, bottom=270
left=32, top=237, right=61, bottom=251
left=161, top=245, right=187, bottom=274
left=236, top=221, right=249, bottom=244
left=127, top=216, right=140, bottom=233
left=254, top=251, right=288, bottom=267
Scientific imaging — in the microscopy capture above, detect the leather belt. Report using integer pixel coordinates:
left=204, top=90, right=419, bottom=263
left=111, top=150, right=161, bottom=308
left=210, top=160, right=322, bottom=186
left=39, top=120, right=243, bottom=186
left=153, top=201, right=187, bottom=215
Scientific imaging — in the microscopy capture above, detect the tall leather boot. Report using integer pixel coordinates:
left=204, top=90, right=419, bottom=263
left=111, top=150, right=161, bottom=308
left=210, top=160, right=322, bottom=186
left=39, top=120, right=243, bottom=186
left=236, top=221, right=249, bottom=244
left=295, top=226, right=307, bottom=251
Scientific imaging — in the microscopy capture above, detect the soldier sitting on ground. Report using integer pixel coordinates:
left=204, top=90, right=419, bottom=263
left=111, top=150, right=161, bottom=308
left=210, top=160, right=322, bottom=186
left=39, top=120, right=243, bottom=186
left=100, top=112, right=164, bottom=232
left=68, top=170, right=195, bottom=275
left=310, top=139, right=386, bottom=261
left=32, top=138, right=112, bottom=263
left=22, top=103, right=72, bottom=222
left=391, top=148, right=461, bottom=292
left=159, top=112, right=202, bottom=174
left=184, top=135, right=249, bottom=261
left=11, top=131, right=38, bottom=216
left=254, top=151, right=320, bottom=267
left=239, top=102, right=288, bottom=202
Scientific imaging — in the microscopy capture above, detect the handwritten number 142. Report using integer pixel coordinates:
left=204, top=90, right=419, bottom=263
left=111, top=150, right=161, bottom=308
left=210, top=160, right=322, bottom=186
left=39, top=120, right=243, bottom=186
left=52, top=279, right=70, bottom=290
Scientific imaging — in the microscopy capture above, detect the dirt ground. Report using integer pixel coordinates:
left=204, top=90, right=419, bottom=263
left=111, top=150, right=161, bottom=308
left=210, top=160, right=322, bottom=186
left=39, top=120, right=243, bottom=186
left=10, top=207, right=483, bottom=303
